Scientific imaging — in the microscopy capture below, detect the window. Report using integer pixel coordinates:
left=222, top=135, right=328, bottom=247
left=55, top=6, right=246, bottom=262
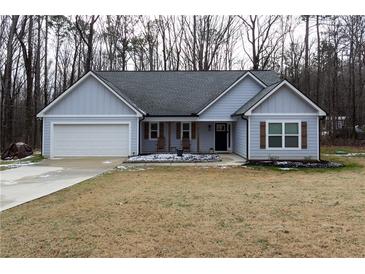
left=150, top=122, right=159, bottom=140
left=216, top=124, right=226, bottom=131
left=284, top=123, right=299, bottom=148
left=267, top=122, right=300, bottom=149
left=181, top=123, right=191, bottom=139
left=268, top=123, right=282, bottom=148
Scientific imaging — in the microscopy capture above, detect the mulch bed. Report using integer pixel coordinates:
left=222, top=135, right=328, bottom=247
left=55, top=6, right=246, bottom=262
left=247, top=160, right=344, bottom=169
left=126, top=153, right=221, bottom=163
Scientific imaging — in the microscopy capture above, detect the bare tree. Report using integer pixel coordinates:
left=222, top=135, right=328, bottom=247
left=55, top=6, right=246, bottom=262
left=16, top=16, right=34, bottom=144
left=239, top=15, right=283, bottom=70
left=303, top=15, right=311, bottom=95
left=75, top=15, right=100, bottom=72
left=1, top=15, right=19, bottom=150
left=43, top=15, right=49, bottom=106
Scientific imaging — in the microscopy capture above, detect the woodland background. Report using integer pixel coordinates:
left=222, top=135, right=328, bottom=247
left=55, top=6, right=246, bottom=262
left=1, top=15, right=364, bottom=150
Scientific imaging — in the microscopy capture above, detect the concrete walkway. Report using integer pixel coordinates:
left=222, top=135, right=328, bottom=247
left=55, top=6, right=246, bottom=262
left=0, top=157, right=123, bottom=211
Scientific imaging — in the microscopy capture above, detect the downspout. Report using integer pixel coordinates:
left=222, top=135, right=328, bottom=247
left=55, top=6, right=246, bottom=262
left=139, top=115, right=145, bottom=155
left=319, top=116, right=325, bottom=161
left=241, top=114, right=249, bottom=160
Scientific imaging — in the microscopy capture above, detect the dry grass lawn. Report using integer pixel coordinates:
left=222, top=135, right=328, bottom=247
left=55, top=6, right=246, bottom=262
left=1, top=157, right=365, bottom=257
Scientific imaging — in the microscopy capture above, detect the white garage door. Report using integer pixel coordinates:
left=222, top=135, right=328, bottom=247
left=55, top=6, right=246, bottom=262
left=52, top=124, right=129, bottom=157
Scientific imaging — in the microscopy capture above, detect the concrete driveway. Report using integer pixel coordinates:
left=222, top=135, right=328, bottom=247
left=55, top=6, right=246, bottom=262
left=0, top=157, right=123, bottom=211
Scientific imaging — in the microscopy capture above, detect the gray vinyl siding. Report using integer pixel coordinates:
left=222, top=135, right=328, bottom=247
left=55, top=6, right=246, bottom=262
left=198, top=122, right=215, bottom=153
left=253, top=85, right=317, bottom=114
left=233, top=118, right=247, bottom=158
left=140, top=122, right=213, bottom=154
left=140, top=122, right=167, bottom=153
left=200, top=76, right=262, bottom=120
left=249, top=115, right=318, bottom=160
left=45, top=75, right=135, bottom=115
left=42, top=117, right=139, bottom=157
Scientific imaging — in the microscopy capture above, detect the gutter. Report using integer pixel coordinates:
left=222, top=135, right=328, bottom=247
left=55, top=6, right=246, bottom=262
left=145, top=113, right=199, bottom=117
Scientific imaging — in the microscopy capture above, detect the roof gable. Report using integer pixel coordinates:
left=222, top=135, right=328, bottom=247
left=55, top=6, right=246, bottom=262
left=253, top=85, right=318, bottom=114
left=234, top=80, right=327, bottom=116
left=199, top=74, right=264, bottom=119
left=37, top=72, right=143, bottom=117
left=45, top=75, right=138, bottom=115
left=197, top=71, right=267, bottom=115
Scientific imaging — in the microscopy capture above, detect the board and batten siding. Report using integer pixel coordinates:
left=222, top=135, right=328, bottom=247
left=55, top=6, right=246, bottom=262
left=248, top=83, right=320, bottom=160
left=200, top=76, right=262, bottom=120
left=232, top=118, right=247, bottom=158
left=249, top=115, right=318, bottom=160
left=42, top=117, right=139, bottom=157
left=41, top=75, right=140, bottom=157
left=44, top=75, right=135, bottom=115
left=252, top=85, right=317, bottom=114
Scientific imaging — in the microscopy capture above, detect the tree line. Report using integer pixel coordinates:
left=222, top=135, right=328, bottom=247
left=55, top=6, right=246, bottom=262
left=1, top=15, right=364, bottom=150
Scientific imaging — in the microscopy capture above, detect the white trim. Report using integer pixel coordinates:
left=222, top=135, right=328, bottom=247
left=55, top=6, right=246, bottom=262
left=144, top=117, right=236, bottom=122
left=42, top=119, right=45, bottom=157
left=197, top=72, right=266, bottom=115
left=198, top=118, right=236, bottom=122
left=317, top=116, right=320, bottom=161
left=265, top=120, right=301, bottom=150
left=50, top=121, right=132, bottom=158
left=144, top=117, right=198, bottom=122
left=181, top=122, right=192, bottom=140
left=149, top=122, right=159, bottom=140
left=41, top=114, right=139, bottom=118
left=227, top=122, right=232, bottom=150
left=213, top=122, right=233, bottom=152
left=247, top=117, right=251, bottom=160
left=136, top=117, right=139, bottom=155
left=245, top=80, right=327, bottom=116
left=37, top=71, right=144, bottom=118
left=250, top=113, right=319, bottom=116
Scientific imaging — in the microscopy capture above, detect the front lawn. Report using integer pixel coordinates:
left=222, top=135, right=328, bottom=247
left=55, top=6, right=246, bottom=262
left=0, top=157, right=364, bottom=257
left=321, top=145, right=365, bottom=154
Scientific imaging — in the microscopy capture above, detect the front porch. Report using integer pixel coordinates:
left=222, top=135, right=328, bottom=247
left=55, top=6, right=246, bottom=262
left=140, top=121, right=235, bottom=154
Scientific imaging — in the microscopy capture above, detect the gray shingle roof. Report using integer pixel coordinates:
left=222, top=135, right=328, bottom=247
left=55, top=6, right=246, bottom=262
left=233, top=81, right=283, bottom=116
left=94, top=70, right=281, bottom=116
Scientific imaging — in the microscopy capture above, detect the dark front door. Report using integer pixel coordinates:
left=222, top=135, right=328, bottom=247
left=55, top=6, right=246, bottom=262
left=215, top=123, right=228, bottom=151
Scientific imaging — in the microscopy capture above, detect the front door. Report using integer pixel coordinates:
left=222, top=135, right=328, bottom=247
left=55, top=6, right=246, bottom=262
left=215, top=123, right=228, bottom=151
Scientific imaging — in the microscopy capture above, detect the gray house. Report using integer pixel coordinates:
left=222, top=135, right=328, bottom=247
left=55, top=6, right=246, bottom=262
left=37, top=70, right=326, bottom=160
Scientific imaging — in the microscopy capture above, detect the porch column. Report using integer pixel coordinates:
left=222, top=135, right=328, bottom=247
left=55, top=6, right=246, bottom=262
left=168, top=122, right=171, bottom=152
left=197, top=123, right=200, bottom=153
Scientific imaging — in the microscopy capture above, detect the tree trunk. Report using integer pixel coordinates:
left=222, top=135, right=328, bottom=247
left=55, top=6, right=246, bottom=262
left=316, top=16, right=321, bottom=103
left=43, top=15, right=48, bottom=106
left=17, top=16, right=34, bottom=144
left=1, top=15, right=19, bottom=150
left=33, top=15, right=42, bottom=148
left=53, top=27, right=60, bottom=98
left=192, top=15, right=197, bottom=70
left=251, top=16, right=258, bottom=70
left=304, top=15, right=310, bottom=96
